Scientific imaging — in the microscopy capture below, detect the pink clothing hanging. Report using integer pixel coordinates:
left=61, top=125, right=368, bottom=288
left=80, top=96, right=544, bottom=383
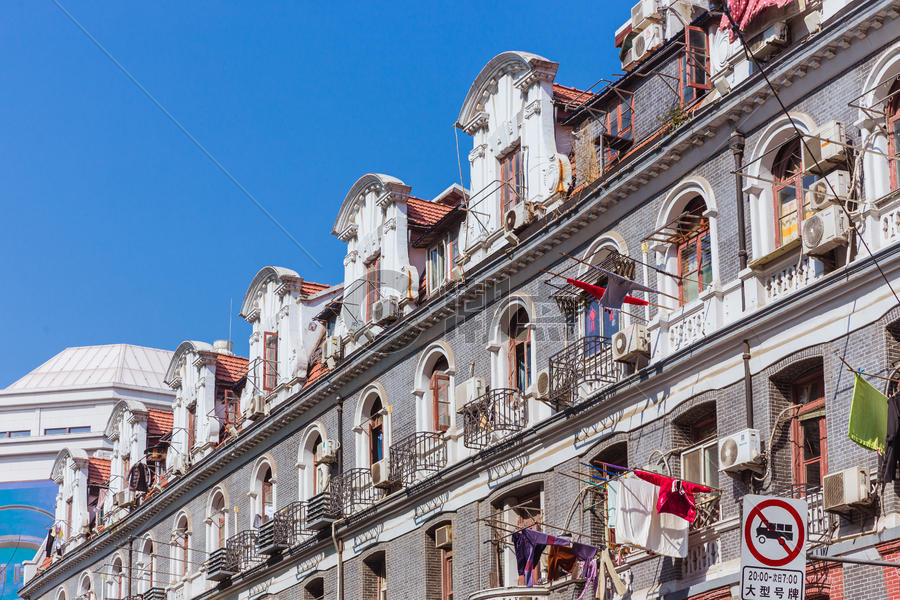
left=634, top=470, right=712, bottom=523
left=719, top=0, right=795, bottom=42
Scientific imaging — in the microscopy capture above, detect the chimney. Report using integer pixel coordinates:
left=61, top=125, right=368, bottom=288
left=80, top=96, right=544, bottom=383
left=213, top=340, right=233, bottom=355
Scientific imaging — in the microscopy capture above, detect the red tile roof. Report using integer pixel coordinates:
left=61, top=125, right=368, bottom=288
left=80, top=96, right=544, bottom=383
left=407, top=197, right=456, bottom=229
left=215, top=354, right=249, bottom=385
left=553, top=83, right=595, bottom=108
left=301, top=281, right=331, bottom=296
left=88, top=457, right=110, bottom=485
left=303, top=341, right=329, bottom=388
left=39, top=557, right=52, bottom=570
left=147, top=409, right=174, bottom=437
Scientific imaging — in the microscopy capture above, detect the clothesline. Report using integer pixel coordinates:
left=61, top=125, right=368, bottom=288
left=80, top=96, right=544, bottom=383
left=582, top=461, right=724, bottom=493
left=478, top=516, right=592, bottom=541
left=836, top=353, right=898, bottom=383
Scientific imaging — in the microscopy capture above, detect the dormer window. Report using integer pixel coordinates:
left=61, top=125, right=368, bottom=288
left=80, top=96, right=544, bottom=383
left=365, top=256, right=381, bottom=321
left=679, top=26, right=710, bottom=106
left=499, top=145, right=524, bottom=215
left=427, top=231, right=460, bottom=294
left=263, top=332, right=278, bottom=391
left=604, top=95, right=634, bottom=165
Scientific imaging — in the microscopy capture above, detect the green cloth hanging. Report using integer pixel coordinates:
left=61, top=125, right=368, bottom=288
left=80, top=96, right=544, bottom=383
left=848, top=373, right=888, bottom=452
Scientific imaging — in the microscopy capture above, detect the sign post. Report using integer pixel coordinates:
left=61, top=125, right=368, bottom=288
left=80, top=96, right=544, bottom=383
left=741, top=494, right=807, bottom=600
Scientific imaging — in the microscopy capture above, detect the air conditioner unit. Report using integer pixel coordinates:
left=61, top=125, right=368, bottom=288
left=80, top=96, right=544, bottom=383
left=631, top=0, right=662, bottom=32
left=801, top=204, right=849, bottom=255
left=245, top=395, right=266, bottom=421
left=323, top=336, right=342, bottom=365
left=806, top=170, right=852, bottom=212
left=633, top=23, right=664, bottom=60
left=718, top=429, right=761, bottom=473
left=317, top=439, right=339, bottom=464
left=454, top=377, right=486, bottom=412
left=435, top=524, right=452, bottom=549
left=611, top=324, right=650, bottom=363
left=620, top=47, right=638, bottom=72
left=371, top=459, right=391, bottom=489
left=113, top=491, right=128, bottom=507
left=748, top=22, right=788, bottom=59
left=801, top=121, right=847, bottom=174
left=504, top=203, right=533, bottom=235
left=373, top=297, right=400, bottom=325
left=823, top=466, right=870, bottom=512
left=535, top=368, right=551, bottom=400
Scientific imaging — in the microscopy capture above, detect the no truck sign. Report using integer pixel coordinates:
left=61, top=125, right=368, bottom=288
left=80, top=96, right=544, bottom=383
left=741, top=495, right=807, bottom=600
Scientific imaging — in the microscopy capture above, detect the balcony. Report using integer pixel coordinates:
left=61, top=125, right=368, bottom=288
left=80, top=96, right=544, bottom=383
left=205, top=547, right=235, bottom=581
left=793, top=483, right=835, bottom=544
left=306, top=490, right=341, bottom=530
left=389, top=432, right=447, bottom=487
left=256, top=501, right=314, bottom=555
left=332, top=467, right=384, bottom=516
left=467, top=586, right=550, bottom=600
left=547, top=336, right=621, bottom=409
left=689, top=493, right=721, bottom=533
left=459, top=388, right=528, bottom=450
left=224, top=530, right=265, bottom=575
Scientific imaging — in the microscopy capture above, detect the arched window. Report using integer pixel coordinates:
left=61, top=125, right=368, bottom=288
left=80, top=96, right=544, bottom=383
left=78, top=573, right=92, bottom=600
left=772, top=138, right=817, bottom=249
left=138, top=537, right=154, bottom=592
left=507, top=308, right=532, bottom=391
left=369, top=397, right=385, bottom=464
left=108, top=557, right=123, bottom=600
left=311, top=434, right=327, bottom=495
left=299, top=427, right=330, bottom=500
left=429, top=356, right=451, bottom=433
left=56, top=587, right=67, bottom=600
left=209, top=491, right=227, bottom=550
left=173, top=515, right=190, bottom=578
left=676, top=196, right=712, bottom=304
left=887, top=77, right=900, bottom=191
left=256, top=465, right=275, bottom=525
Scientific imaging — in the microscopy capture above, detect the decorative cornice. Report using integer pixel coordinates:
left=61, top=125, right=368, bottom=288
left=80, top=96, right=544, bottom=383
left=344, top=250, right=359, bottom=266
left=523, top=99, right=542, bottom=119
left=462, top=112, right=490, bottom=135
left=469, top=143, right=488, bottom=163
left=337, top=224, right=359, bottom=242
left=383, top=217, right=397, bottom=232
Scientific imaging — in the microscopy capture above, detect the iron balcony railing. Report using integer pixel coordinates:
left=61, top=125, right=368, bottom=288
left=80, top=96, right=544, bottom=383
left=306, top=490, right=341, bottom=530
left=389, top=432, right=447, bottom=487
left=459, top=388, right=528, bottom=450
left=790, top=483, right=835, bottom=542
left=689, top=493, right=721, bottom=533
left=332, top=467, right=384, bottom=516
left=548, top=336, right=621, bottom=409
left=256, top=501, right=314, bottom=555
left=224, top=530, right=265, bottom=574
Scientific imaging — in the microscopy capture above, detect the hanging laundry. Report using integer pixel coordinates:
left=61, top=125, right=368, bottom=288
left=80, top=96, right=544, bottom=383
left=576, top=557, right=598, bottom=600
left=547, top=541, right=596, bottom=581
left=512, top=529, right=571, bottom=587
left=616, top=472, right=689, bottom=558
left=883, top=392, right=900, bottom=483
left=848, top=373, right=888, bottom=452
left=128, top=463, right=152, bottom=492
left=566, top=277, right=651, bottom=319
left=596, top=547, right=628, bottom=600
left=44, top=528, right=55, bottom=558
left=718, top=0, right=794, bottom=41
left=646, top=509, right=689, bottom=559
left=606, top=479, right=620, bottom=530
left=634, top=470, right=712, bottom=523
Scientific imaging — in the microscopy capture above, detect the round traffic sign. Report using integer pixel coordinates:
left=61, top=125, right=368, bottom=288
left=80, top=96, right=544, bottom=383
left=743, top=498, right=805, bottom=567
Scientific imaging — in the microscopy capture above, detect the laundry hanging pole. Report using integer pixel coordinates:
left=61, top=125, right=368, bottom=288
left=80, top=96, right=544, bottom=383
left=582, top=461, right=724, bottom=493
left=836, top=353, right=898, bottom=383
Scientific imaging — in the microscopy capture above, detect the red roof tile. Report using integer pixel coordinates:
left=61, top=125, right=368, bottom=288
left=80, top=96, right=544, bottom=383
left=147, top=409, right=174, bottom=437
left=303, top=340, right=329, bottom=388
left=40, top=557, right=52, bottom=569
left=407, top=197, right=455, bottom=229
left=553, top=83, right=595, bottom=107
left=88, top=457, right=110, bottom=485
left=215, top=354, right=249, bottom=385
left=301, top=281, right=331, bottom=296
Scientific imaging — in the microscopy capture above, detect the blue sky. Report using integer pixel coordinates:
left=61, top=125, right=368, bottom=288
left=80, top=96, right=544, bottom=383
left=0, top=1, right=627, bottom=387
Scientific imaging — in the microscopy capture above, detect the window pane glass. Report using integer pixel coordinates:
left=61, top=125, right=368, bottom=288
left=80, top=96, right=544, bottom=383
left=9, top=430, right=30, bottom=438
left=778, top=186, right=799, bottom=243
left=802, top=419, right=822, bottom=460
left=70, top=426, right=91, bottom=434
left=703, top=444, right=719, bottom=487
left=45, top=428, right=67, bottom=436
left=621, top=104, right=631, bottom=135
left=893, top=119, right=900, bottom=188
left=584, top=299, right=602, bottom=338
left=700, top=233, right=712, bottom=287
left=806, top=461, right=821, bottom=487
left=683, top=448, right=702, bottom=483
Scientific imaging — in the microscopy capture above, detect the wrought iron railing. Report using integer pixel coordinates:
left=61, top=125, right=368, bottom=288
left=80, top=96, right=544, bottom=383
left=791, top=483, right=835, bottom=542
left=257, top=501, right=314, bottom=554
left=306, top=490, right=341, bottom=529
left=389, top=432, right=447, bottom=487
left=689, top=494, right=721, bottom=533
left=332, top=468, right=384, bottom=516
left=223, top=530, right=265, bottom=574
left=548, top=336, right=621, bottom=409
left=459, top=388, right=528, bottom=449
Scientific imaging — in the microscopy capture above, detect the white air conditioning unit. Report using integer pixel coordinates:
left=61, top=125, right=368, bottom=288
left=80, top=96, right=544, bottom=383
left=371, top=459, right=391, bottom=489
left=806, top=170, right=852, bottom=212
left=748, top=22, right=788, bottom=59
left=611, top=324, right=650, bottom=363
left=620, top=47, right=638, bottom=72
left=801, top=204, right=849, bottom=255
left=435, top=524, right=452, bottom=549
left=535, top=368, right=551, bottom=400
left=504, top=203, right=533, bottom=235
left=245, top=395, right=266, bottom=421
left=631, top=0, right=662, bottom=32
left=372, top=297, right=400, bottom=325
left=802, top=120, right=847, bottom=174
left=317, top=440, right=339, bottom=464
left=454, top=377, right=486, bottom=412
left=718, top=429, right=762, bottom=473
left=823, top=466, right=870, bottom=512
left=323, top=336, right=343, bottom=363
left=633, top=23, right=664, bottom=61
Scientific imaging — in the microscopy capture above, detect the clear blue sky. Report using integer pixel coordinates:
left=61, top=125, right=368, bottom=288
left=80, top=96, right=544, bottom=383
left=0, top=1, right=628, bottom=387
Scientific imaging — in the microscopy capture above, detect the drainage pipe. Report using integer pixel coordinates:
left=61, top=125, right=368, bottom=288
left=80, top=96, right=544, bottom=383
left=730, top=131, right=748, bottom=310
left=743, top=340, right=754, bottom=430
